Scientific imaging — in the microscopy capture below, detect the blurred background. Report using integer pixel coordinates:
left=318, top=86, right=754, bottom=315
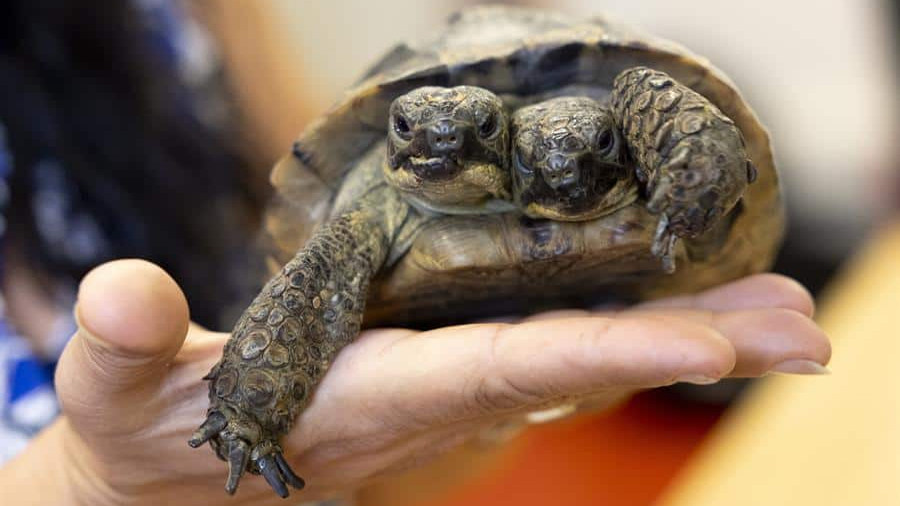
left=2, top=0, right=898, bottom=504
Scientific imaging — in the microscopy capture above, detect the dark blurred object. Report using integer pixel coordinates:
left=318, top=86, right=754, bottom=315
left=771, top=217, right=843, bottom=296
left=0, top=0, right=264, bottom=328
left=885, top=0, right=900, bottom=212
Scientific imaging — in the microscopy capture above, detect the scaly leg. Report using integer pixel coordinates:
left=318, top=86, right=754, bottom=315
left=189, top=184, right=408, bottom=497
left=610, top=67, right=757, bottom=272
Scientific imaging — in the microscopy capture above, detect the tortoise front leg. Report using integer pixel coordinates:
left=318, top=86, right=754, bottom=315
left=610, top=67, right=757, bottom=272
left=189, top=186, right=405, bottom=497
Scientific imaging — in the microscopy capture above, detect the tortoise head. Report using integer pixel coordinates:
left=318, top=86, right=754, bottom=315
left=384, top=86, right=514, bottom=214
left=511, top=97, right=638, bottom=221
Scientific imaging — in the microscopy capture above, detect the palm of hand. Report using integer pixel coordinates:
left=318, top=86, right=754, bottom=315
left=50, top=261, right=828, bottom=505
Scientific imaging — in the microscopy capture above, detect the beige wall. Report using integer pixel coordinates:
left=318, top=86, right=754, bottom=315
left=262, top=0, right=464, bottom=108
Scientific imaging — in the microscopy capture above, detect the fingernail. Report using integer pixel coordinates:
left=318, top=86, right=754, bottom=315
left=675, top=374, right=720, bottom=385
left=769, top=359, right=831, bottom=375
left=526, top=404, right=577, bottom=424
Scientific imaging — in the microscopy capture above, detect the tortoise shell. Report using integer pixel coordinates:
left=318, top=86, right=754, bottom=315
left=264, top=6, right=783, bottom=326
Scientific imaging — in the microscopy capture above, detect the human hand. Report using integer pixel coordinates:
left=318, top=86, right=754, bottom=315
left=6, top=260, right=829, bottom=505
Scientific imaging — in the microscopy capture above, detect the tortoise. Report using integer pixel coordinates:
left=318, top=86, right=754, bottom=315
left=188, top=5, right=783, bottom=498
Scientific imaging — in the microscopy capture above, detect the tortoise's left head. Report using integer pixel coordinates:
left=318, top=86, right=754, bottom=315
left=512, top=97, right=638, bottom=221
left=384, top=86, right=513, bottom=214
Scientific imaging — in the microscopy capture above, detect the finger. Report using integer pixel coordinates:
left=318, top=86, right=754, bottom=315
left=722, top=308, right=831, bottom=376
left=634, top=273, right=815, bottom=317
left=328, top=316, right=736, bottom=427
left=521, top=309, right=591, bottom=322
left=623, top=307, right=830, bottom=377
left=522, top=306, right=829, bottom=377
left=522, top=274, right=813, bottom=323
left=56, top=259, right=190, bottom=427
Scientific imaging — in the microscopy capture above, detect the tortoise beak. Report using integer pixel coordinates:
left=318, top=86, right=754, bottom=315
left=518, top=157, right=638, bottom=221
left=403, top=155, right=462, bottom=180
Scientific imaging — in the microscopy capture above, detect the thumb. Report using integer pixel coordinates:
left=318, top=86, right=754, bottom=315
left=56, top=259, right=190, bottom=433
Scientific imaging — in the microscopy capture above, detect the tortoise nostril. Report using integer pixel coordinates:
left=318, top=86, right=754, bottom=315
left=542, top=155, right=580, bottom=190
left=427, top=120, right=464, bottom=155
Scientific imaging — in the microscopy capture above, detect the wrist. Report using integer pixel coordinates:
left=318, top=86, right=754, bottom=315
left=56, top=417, right=125, bottom=506
left=0, top=417, right=94, bottom=506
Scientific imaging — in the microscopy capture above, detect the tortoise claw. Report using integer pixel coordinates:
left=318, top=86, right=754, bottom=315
left=225, top=439, right=250, bottom=495
left=188, top=411, right=227, bottom=448
left=190, top=408, right=306, bottom=496
left=646, top=175, right=672, bottom=214
left=275, top=453, right=306, bottom=490
left=255, top=446, right=305, bottom=497
left=259, top=455, right=289, bottom=498
left=652, top=214, right=677, bottom=274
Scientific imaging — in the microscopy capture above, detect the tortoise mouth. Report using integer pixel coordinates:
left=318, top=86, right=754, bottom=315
left=516, top=157, right=638, bottom=221
left=403, top=156, right=462, bottom=180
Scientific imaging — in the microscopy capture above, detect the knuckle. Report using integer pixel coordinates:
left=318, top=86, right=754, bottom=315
left=464, top=324, right=547, bottom=415
left=468, top=374, right=545, bottom=415
left=764, top=274, right=815, bottom=315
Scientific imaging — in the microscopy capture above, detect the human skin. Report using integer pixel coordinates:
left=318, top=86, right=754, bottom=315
left=0, top=260, right=830, bottom=505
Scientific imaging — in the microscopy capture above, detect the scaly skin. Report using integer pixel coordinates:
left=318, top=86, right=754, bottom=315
left=610, top=67, right=757, bottom=272
left=189, top=183, right=406, bottom=497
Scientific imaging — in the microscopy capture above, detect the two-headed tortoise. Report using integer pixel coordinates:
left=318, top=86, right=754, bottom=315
left=189, top=6, right=783, bottom=497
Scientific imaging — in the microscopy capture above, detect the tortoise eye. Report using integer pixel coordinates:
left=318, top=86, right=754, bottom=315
left=514, top=150, right=533, bottom=175
left=597, top=129, right=613, bottom=153
left=479, top=113, right=498, bottom=138
left=393, top=114, right=412, bottom=139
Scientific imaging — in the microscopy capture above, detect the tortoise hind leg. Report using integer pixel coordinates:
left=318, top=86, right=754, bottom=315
left=610, top=66, right=756, bottom=272
left=190, top=185, right=406, bottom=497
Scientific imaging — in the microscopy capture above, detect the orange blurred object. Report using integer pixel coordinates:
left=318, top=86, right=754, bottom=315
left=413, top=391, right=724, bottom=506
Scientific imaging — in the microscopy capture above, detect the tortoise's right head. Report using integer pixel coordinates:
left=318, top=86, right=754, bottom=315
left=511, top=97, right=638, bottom=221
left=384, top=86, right=514, bottom=214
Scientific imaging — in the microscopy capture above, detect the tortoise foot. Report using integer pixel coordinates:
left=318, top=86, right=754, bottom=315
left=190, top=409, right=305, bottom=497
